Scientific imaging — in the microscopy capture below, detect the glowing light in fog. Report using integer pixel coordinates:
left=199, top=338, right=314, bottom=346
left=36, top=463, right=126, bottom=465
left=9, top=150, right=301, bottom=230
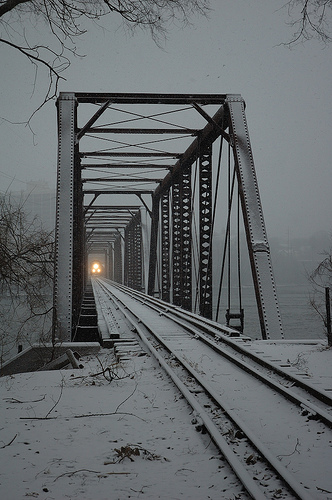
left=91, top=262, right=101, bottom=274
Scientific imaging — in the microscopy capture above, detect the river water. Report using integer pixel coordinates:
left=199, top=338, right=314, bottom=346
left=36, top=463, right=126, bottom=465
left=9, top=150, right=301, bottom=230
left=1, top=284, right=325, bottom=367
left=222, top=284, right=325, bottom=341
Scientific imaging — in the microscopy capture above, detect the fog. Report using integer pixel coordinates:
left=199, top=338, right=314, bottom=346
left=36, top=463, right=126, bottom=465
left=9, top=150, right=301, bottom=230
left=1, top=0, right=331, bottom=240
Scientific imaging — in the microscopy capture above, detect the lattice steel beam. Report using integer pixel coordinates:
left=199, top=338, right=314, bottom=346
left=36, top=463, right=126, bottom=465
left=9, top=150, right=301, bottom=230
left=147, top=195, right=160, bottom=296
left=124, top=212, right=142, bottom=290
left=199, top=143, right=213, bottom=319
left=161, top=191, right=170, bottom=302
left=154, top=104, right=227, bottom=198
left=113, top=235, right=122, bottom=284
left=181, top=167, right=192, bottom=311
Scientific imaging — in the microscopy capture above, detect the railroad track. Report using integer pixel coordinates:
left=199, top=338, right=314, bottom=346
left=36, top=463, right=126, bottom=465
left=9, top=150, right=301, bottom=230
left=92, top=278, right=332, bottom=499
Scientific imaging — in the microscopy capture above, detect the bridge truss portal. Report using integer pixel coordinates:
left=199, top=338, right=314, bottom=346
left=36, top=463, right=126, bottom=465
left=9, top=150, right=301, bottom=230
left=53, top=93, right=283, bottom=342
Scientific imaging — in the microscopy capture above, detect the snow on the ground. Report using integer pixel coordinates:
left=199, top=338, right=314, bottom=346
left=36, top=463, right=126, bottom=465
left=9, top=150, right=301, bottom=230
left=247, top=340, right=332, bottom=383
left=0, top=340, right=331, bottom=500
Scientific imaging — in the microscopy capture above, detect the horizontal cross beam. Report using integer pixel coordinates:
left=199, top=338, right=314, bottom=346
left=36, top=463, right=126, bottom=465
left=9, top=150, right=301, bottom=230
left=72, top=92, right=227, bottom=104
left=84, top=190, right=154, bottom=195
left=84, top=206, right=141, bottom=211
left=82, top=178, right=163, bottom=183
left=80, top=127, right=199, bottom=135
left=80, top=152, right=181, bottom=158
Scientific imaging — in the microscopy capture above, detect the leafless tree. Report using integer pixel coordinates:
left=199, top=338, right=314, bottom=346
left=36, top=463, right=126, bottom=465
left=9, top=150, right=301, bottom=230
left=284, top=0, right=332, bottom=45
left=0, top=194, right=54, bottom=364
left=308, top=242, right=332, bottom=340
left=0, top=0, right=210, bottom=113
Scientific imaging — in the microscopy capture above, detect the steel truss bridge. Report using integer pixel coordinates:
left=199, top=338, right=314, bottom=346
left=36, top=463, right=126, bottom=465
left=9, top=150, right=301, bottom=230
left=53, top=92, right=284, bottom=342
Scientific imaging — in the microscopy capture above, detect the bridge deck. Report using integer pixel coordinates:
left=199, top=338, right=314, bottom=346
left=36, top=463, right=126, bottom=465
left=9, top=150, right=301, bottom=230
left=88, top=279, right=332, bottom=499
left=1, top=280, right=331, bottom=499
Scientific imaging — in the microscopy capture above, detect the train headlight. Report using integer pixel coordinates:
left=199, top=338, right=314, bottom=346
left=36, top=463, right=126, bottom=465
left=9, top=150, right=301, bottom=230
left=91, top=262, right=101, bottom=274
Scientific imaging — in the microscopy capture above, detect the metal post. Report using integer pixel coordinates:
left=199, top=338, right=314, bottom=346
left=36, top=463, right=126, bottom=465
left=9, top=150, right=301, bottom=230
left=114, top=235, right=122, bottom=283
left=72, top=145, right=84, bottom=334
left=148, top=194, right=160, bottom=296
left=181, top=167, right=192, bottom=311
left=226, top=96, right=283, bottom=340
left=53, top=93, right=77, bottom=341
left=172, top=175, right=182, bottom=306
left=108, top=243, right=114, bottom=280
left=172, top=169, right=192, bottom=310
left=199, top=143, right=213, bottom=319
left=133, top=212, right=142, bottom=290
left=124, top=224, right=131, bottom=286
left=161, top=191, right=171, bottom=302
left=125, top=212, right=142, bottom=290
left=326, top=287, right=332, bottom=346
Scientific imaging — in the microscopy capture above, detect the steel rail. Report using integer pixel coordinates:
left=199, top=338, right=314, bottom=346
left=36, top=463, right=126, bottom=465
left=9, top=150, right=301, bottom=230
left=106, top=280, right=332, bottom=410
left=102, top=281, right=332, bottom=427
left=93, top=279, right=314, bottom=500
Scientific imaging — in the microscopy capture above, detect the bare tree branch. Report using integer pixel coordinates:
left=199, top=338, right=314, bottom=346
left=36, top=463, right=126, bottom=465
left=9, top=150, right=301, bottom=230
left=0, top=0, right=30, bottom=18
left=0, top=194, right=54, bottom=365
left=0, top=0, right=210, bottom=117
left=308, top=239, right=332, bottom=338
left=282, top=0, right=332, bottom=45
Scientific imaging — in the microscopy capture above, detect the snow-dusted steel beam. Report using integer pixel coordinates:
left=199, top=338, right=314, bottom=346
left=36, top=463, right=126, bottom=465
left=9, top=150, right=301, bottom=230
left=226, top=96, right=283, bottom=340
left=53, top=93, right=76, bottom=341
left=74, top=93, right=227, bottom=105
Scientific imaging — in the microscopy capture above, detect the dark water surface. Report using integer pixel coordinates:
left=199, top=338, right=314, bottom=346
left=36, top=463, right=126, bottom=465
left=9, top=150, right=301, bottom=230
left=232, top=284, right=324, bottom=341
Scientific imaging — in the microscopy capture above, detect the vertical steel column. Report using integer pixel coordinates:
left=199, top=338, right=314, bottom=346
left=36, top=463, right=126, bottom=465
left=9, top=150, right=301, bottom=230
left=161, top=191, right=170, bottom=302
left=181, top=167, right=192, bottom=311
left=226, top=96, right=283, bottom=339
left=148, top=194, right=160, bottom=296
left=172, top=175, right=182, bottom=306
left=113, top=235, right=122, bottom=283
left=124, top=224, right=131, bottom=286
left=133, top=212, right=142, bottom=290
left=108, top=243, right=114, bottom=280
left=172, top=169, right=192, bottom=310
left=199, top=144, right=213, bottom=319
left=125, top=213, right=142, bottom=290
left=72, top=148, right=84, bottom=333
left=53, top=93, right=77, bottom=341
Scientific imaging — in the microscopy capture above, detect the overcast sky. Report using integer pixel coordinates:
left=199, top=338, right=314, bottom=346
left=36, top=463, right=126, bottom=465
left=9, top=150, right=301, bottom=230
left=0, top=0, right=331, bottom=240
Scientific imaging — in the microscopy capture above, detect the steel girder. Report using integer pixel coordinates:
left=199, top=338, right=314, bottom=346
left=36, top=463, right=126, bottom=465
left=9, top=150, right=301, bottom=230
left=123, top=226, right=131, bottom=287
left=113, top=235, right=122, bottom=284
left=199, top=143, right=213, bottom=319
left=147, top=195, right=160, bottom=296
left=124, top=212, right=142, bottom=290
left=172, top=176, right=182, bottom=306
left=53, top=94, right=77, bottom=340
left=181, top=168, right=192, bottom=311
left=74, top=93, right=227, bottom=104
left=161, top=191, right=171, bottom=302
left=226, top=96, right=283, bottom=339
left=53, top=92, right=283, bottom=341
left=172, top=169, right=192, bottom=310
left=108, top=243, right=114, bottom=280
